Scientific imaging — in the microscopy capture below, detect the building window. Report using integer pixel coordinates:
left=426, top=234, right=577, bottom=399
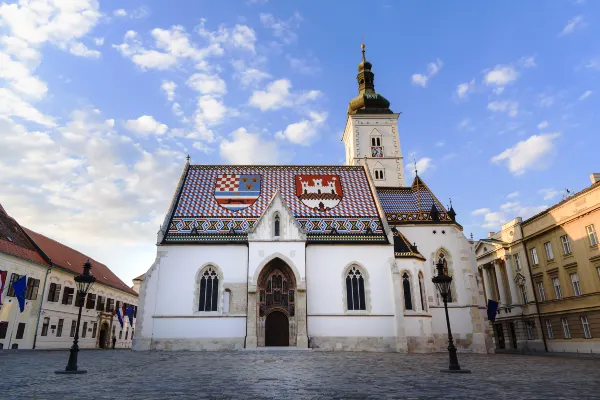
left=25, top=278, right=40, bottom=300
left=69, top=320, right=76, bottom=337
left=402, top=272, right=413, bottom=311
left=41, top=317, right=50, bottom=336
left=581, top=316, right=592, bottom=338
left=85, top=293, right=96, bottom=309
left=560, top=235, right=572, bottom=255
left=346, top=266, right=366, bottom=311
left=526, top=321, right=534, bottom=340
left=418, top=272, right=427, bottom=312
left=537, top=281, right=546, bottom=302
left=198, top=266, right=219, bottom=312
left=119, top=330, right=123, bottom=339
left=530, top=248, right=539, bottom=265
left=570, top=273, right=582, bottom=296
left=92, top=322, right=97, bottom=338
left=274, top=214, right=280, bottom=237
left=370, top=136, right=384, bottom=158
left=62, top=287, right=74, bottom=305
left=47, top=283, right=61, bottom=302
left=6, top=273, right=22, bottom=297
left=520, top=285, right=528, bottom=304
left=544, top=242, right=554, bottom=261
left=81, top=322, right=88, bottom=338
left=374, top=169, right=385, bottom=180
left=106, top=298, right=114, bottom=312
left=513, top=254, right=522, bottom=271
left=75, top=291, right=85, bottom=307
left=371, top=137, right=381, bottom=147
left=561, top=318, right=571, bottom=339
left=586, top=224, right=599, bottom=246
left=16, top=323, right=26, bottom=339
left=96, top=295, right=105, bottom=311
left=125, top=328, right=129, bottom=340
left=552, top=278, right=562, bottom=299
left=0, top=321, right=7, bottom=339
left=56, top=319, right=64, bottom=337
left=545, top=320, right=554, bottom=339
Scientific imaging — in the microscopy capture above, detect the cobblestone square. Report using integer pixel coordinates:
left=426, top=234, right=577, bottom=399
left=1, top=350, right=599, bottom=399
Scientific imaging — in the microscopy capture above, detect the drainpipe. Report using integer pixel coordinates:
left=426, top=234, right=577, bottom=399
left=245, top=242, right=249, bottom=348
left=32, top=265, right=52, bottom=349
left=519, top=224, right=548, bottom=352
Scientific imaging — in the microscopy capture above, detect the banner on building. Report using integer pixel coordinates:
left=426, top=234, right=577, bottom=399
left=487, top=299, right=499, bottom=322
left=0, top=271, right=6, bottom=305
left=13, top=275, right=27, bottom=312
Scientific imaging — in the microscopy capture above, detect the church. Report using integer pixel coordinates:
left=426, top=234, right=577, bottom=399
left=134, top=46, right=492, bottom=353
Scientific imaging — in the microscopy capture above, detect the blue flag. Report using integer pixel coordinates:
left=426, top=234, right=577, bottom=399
left=116, top=306, right=124, bottom=328
left=13, top=275, right=27, bottom=313
left=487, top=299, right=499, bottom=322
left=125, top=306, right=134, bottom=326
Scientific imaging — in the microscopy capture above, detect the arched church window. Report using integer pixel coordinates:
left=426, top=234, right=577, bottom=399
left=374, top=169, right=385, bottom=180
left=274, top=214, right=280, bottom=237
left=199, top=266, right=219, bottom=312
left=402, top=272, right=413, bottom=311
left=346, top=266, right=366, bottom=310
left=418, top=271, right=427, bottom=311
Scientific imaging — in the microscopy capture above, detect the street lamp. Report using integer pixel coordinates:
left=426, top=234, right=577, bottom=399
left=431, top=261, right=471, bottom=373
left=55, top=260, right=96, bottom=374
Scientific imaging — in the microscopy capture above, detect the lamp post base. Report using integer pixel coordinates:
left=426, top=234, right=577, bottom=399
left=55, top=369, right=87, bottom=374
left=440, top=369, right=471, bottom=374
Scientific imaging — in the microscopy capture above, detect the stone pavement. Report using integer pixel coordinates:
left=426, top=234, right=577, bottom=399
left=1, top=349, right=599, bottom=399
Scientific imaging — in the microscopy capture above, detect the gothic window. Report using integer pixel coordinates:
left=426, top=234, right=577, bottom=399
left=274, top=214, right=280, bottom=237
left=402, top=272, right=413, bottom=311
left=346, top=266, right=366, bottom=311
left=418, top=272, right=427, bottom=311
left=198, top=266, right=219, bottom=312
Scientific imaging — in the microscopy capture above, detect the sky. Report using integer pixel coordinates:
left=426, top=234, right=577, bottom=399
left=0, top=0, right=599, bottom=286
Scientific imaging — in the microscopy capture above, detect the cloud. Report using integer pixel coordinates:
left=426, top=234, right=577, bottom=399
left=471, top=208, right=490, bottom=216
left=559, top=15, right=586, bottom=36
left=191, top=95, right=228, bottom=141
left=275, top=111, right=327, bottom=145
left=487, top=100, right=519, bottom=117
left=456, top=79, right=475, bottom=99
left=518, top=56, right=537, bottom=68
left=0, top=88, right=55, bottom=126
left=484, top=65, right=518, bottom=87
left=579, top=90, right=592, bottom=101
left=537, top=120, right=549, bottom=130
left=491, top=133, right=560, bottom=175
left=124, top=115, right=168, bottom=136
left=405, top=157, right=434, bottom=177
left=69, top=42, right=101, bottom=58
left=260, top=12, right=302, bottom=44
left=539, top=188, right=560, bottom=201
left=538, top=93, right=554, bottom=108
left=474, top=201, right=548, bottom=230
left=0, top=51, right=47, bottom=99
left=232, top=60, right=271, bottom=87
left=197, top=22, right=257, bottom=52
left=220, top=127, right=283, bottom=164
left=113, top=9, right=127, bottom=17
left=457, top=118, right=473, bottom=131
left=411, top=59, right=443, bottom=87
left=186, top=73, right=227, bottom=95
left=507, top=191, right=519, bottom=199
left=161, top=80, right=177, bottom=101
left=585, top=58, right=600, bottom=70
left=94, top=37, right=104, bottom=46
left=248, top=79, right=320, bottom=111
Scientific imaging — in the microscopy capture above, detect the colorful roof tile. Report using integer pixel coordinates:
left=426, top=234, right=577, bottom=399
left=377, top=176, right=457, bottom=226
left=0, top=203, right=50, bottom=267
left=164, top=165, right=386, bottom=243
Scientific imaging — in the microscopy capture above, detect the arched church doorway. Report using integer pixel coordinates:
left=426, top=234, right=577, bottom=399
left=257, top=258, right=296, bottom=347
left=265, top=311, right=289, bottom=346
left=99, top=323, right=109, bottom=348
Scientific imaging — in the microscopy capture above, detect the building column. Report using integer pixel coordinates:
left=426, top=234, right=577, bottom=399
left=245, top=287, right=258, bottom=348
left=295, top=288, right=308, bottom=348
left=504, top=257, right=519, bottom=306
left=390, top=260, right=408, bottom=353
left=481, top=266, right=493, bottom=303
left=493, top=260, right=508, bottom=306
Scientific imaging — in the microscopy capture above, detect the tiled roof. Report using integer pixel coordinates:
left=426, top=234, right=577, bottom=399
left=392, top=229, right=425, bottom=260
left=0, top=204, right=49, bottom=266
left=165, top=165, right=386, bottom=243
left=133, top=274, right=144, bottom=281
left=24, top=228, right=138, bottom=296
left=377, top=176, right=456, bottom=225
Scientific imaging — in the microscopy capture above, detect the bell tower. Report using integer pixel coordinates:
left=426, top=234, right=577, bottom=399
left=342, top=44, right=405, bottom=187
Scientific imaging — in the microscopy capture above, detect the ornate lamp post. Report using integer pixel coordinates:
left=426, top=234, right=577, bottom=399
left=432, top=261, right=471, bottom=373
left=56, top=260, right=96, bottom=374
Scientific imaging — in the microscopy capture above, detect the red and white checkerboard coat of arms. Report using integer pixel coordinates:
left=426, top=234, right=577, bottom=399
left=295, top=174, right=343, bottom=212
left=214, top=174, right=262, bottom=211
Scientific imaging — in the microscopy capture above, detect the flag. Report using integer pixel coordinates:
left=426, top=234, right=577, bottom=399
left=125, top=306, right=134, bottom=326
left=13, top=275, right=27, bottom=312
left=0, top=271, right=6, bottom=306
left=116, top=305, right=124, bottom=328
left=487, top=299, right=499, bottom=322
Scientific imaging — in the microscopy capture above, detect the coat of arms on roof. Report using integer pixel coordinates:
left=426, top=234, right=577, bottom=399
left=295, top=174, right=343, bottom=212
left=214, top=174, right=262, bottom=211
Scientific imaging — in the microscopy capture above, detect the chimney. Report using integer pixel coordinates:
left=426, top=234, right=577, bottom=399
left=488, top=232, right=495, bottom=238
left=591, top=173, right=600, bottom=184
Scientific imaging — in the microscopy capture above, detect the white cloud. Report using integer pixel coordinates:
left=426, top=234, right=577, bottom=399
left=518, top=56, right=537, bottom=68
left=124, top=115, right=168, bottom=136
left=487, top=100, right=519, bottom=117
left=69, top=42, right=101, bottom=58
left=560, top=15, right=586, bottom=36
left=275, top=111, right=327, bottom=145
left=457, top=118, right=473, bottom=131
left=161, top=81, right=177, bottom=101
left=471, top=208, right=490, bottom=216
left=539, top=188, right=560, bottom=201
left=507, top=191, right=520, bottom=199
left=491, top=133, right=560, bottom=175
left=405, top=157, right=434, bottom=177
left=172, top=102, right=184, bottom=117
left=232, top=60, right=271, bottom=87
left=187, top=73, right=227, bottom=95
left=484, top=65, right=518, bottom=87
left=287, top=55, right=319, bottom=75
left=260, top=12, right=302, bottom=44
left=411, top=59, right=443, bottom=87
left=0, top=51, right=47, bottom=99
left=481, top=212, right=506, bottom=229
left=94, top=37, right=104, bottom=46
left=0, top=88, right=55, bottom=126
left=456, top=79, right=475, bottom=99
left=220, top=127, right=283, bottom=164
left=537, top=120, right=549, bottom=130
left=579, top=90, right=592, bottom=101
left=191, top=95, right=228, bottom=142
left=475, top=201, right=548, bottom=230
left=248, top=79, right=320, bottom=111
left=538, top=93, right=554, bottom=108
left=113, top=9, right=127, bottom=17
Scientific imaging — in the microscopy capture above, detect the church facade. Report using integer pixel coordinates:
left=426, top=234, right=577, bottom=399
left=133, top=48, right=492, bottom=353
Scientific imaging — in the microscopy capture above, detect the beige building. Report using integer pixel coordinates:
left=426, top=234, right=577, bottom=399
left=476, top=174, right=600, bottom=353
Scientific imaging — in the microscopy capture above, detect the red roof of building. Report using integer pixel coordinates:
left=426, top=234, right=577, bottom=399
left=23, top=228, right=138, bottom=296
left=0, top=204, right=50, bottom=267
left=133, top=274, right=144, bottom=281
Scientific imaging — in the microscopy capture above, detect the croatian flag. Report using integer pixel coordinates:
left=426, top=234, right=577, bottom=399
left=116, top=305, right=124, bottom=328
left=0, top=271, right=6, bottom=306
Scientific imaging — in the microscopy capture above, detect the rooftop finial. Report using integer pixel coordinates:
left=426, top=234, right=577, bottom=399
left=414, top=158, right=418, bottom=177
left=361, top=37, right=366, bottom=62
left=186, top=154, right=190, bottom=163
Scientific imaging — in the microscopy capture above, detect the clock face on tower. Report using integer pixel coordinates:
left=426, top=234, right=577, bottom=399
left=371, top=146, right=384, bottom=157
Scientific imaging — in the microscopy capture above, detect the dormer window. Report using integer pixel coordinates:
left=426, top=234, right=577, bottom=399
left=274, top=214, right=280, bottom=237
